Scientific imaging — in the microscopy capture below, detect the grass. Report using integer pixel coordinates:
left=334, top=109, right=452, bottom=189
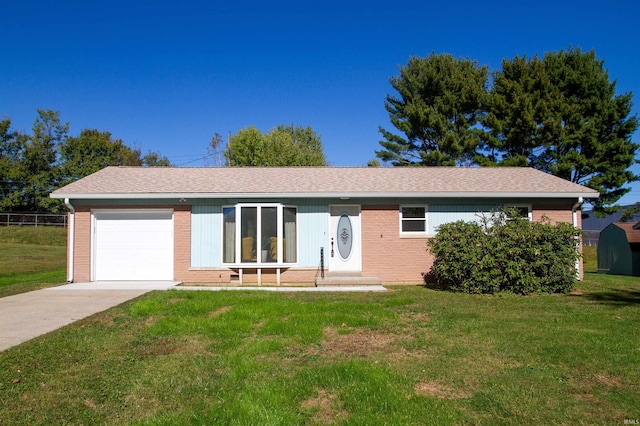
left=582, top=245, right=597, bottom=273
left=0, top=229, right=636, bottom=423
left=0, top=226, right=67, bottom=246
left=0, top=226, right=67, bottom=298
left=1, top=275, right=639, bottom=424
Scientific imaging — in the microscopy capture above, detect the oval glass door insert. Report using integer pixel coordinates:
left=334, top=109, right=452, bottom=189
left=337, top=213, right=353, bottom=259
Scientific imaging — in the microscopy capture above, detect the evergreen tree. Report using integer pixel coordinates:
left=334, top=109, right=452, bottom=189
left=376, top=52, right=488, bottom=166
left=480, top=48, right=638, bottom=215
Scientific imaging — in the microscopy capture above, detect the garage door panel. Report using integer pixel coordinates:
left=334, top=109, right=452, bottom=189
left=93, top=210, right=174, bottom=281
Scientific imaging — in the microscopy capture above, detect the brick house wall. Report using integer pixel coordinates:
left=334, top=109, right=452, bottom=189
left=533, top=203, right=584, bottom=280
left=360, top=203, right=584, bottom=284
left=71, top=207, right=92, bottom=283
left=532, top=204, right=574, bottom=224
left=361, top=205, right=431, bottom=284
left=68, top=202, right=584, bottom=284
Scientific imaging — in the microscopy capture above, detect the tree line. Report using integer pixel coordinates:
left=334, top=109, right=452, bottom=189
left=2, top=47, right=636, bottom=216
left=0, top=110, right=170, bottom=213
left=375, top=47, right=638, bottom=215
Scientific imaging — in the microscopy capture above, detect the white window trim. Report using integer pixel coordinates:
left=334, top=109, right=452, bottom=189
left=399, top=205, right=429, bottom=237
left=221, top=203, right=298, bottom=266
left=504, top=204, right=532, bottom=221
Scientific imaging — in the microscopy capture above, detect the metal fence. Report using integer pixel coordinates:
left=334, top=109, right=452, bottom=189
left=0, top=212, right=67, bottom=227
left=582, top=230, right=600, bottom=247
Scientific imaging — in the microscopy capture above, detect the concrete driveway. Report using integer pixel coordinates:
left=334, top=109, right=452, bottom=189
left=0, top=282, right=179, bottom=352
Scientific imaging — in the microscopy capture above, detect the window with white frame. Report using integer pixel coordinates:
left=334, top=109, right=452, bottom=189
left=222, top=204, right=297, bottom=264
left=400, top=205, right=428, bottom=235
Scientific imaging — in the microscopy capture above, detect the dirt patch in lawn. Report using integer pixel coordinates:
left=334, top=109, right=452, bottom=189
left=414, top=381, right=471, bottom=399
left=594, top=373, right=623, bottom=388
left=570, top=373, right=626, bottom=421
left=318, top=327, right=404, bottom=358
left=301, top=388, right=348, bottom=424
left=291, top=327, right=430, bottom=364
left=208, top=306, right=232, bottom=318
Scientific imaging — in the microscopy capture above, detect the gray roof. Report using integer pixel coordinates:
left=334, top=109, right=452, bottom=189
left=51, top=166, right=599, bottom=200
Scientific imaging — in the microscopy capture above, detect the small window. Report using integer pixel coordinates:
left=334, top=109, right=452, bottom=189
left=400, top=206, right=428, bottom=235
left=504, top=205, right=532, bottom=221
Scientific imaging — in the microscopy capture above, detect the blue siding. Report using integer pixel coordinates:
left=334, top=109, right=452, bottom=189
left=191, top=203, right=328, bottom=268
left=191, top=205, right=222, bottom=267
left=298, top=204, right=329, bottom=267
left=428, top=203, right=500, bottom=234
left=190, top=202, right=502, bottom=267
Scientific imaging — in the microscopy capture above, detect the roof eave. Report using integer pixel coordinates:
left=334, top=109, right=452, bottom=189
left=51, top=191, right=600, bottom=200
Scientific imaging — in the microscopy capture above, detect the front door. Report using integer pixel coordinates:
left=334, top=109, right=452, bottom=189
left=329, top=205, right=361, bottom=273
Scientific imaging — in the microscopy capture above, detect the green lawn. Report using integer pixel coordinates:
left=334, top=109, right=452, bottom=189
left=1, top=273, right=638, bottom=425
left=0, top=227, right=67, bottom=298
left=582, top=245, right=597, bottom=273
left=0, top=229, right=637, bottom=424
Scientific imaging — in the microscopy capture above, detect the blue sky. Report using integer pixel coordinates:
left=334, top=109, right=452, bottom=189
left=2, top=0, right=639, bottom=204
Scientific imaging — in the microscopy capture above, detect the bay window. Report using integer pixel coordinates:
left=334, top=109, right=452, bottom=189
left=223, top=204, right=297, bottom=264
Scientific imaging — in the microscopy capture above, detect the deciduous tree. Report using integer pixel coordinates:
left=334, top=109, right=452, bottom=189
left=20, top=110, right=69, bottom=212
left=0, top=119, right=27, bottom=211
left=226, top=124, right=327, bottom=166
left=1, top=110, right=171, bottom=213
left=59, top=129, right=171, bottom=185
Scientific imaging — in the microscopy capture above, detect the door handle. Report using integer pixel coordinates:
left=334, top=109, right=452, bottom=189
left=331, top=237, right=335, bottom=257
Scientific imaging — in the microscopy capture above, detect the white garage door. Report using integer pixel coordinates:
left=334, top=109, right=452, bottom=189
left=93, top=210, right=174, bottom=281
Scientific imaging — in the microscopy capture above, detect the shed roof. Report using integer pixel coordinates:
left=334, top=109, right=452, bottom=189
left=611, top=222, right=640, bottom=244
left=50, top=166, right=600, bottom=200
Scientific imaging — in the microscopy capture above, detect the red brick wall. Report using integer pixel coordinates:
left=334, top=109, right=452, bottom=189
left=361, top=205, right=431, bottom=284
left=533, top=203, right=584, bottom=280
left=532, top=204, right=574, bottom=224
left=361, top=203, right=583, bottom=284
left=72, top=207, right=92, bottom=282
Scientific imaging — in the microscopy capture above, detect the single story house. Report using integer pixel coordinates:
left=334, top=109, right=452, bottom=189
left=50, top=166, right=599, bottom=286
left=597, top=222, right=640, bottom=276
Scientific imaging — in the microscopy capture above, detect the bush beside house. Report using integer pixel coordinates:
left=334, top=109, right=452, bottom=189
left=427, top=210, right=581, bottom=294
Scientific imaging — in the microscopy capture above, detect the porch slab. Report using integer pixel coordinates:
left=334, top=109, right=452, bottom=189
left=176, top=285, right=387, bottom=292
left=315, top=274, right=383, bottom=286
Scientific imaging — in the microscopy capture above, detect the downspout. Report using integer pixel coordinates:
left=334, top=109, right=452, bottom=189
left=572, top=197, right=584, bottom=280
left=64, top=198, right=75, bottom=283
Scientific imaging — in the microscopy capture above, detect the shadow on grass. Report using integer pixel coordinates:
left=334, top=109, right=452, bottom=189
left=574, top=289, right=640, bottom=306
left=421, top=271, right=451, bottom=291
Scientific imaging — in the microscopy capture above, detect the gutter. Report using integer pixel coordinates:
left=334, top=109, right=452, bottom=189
left=51, top=191, right=601, bottom=200
left=572, top=197, right=584, bottom=280
left=64, top=198, right=75, bottom=283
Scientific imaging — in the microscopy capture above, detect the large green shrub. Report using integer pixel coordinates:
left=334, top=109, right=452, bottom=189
left=427, top=210, right=581, bottom=294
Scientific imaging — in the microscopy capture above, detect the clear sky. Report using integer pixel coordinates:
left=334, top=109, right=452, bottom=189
left=2, top=0, right=639, bottom=203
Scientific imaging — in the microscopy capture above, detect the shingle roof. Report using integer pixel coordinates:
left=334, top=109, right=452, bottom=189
left=50, top=166, right=599, bottom=199
left=612, top=222, right=640, bottom=244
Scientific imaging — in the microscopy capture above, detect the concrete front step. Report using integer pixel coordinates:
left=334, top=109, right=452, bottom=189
left=315, top=275, right=383, bottom=286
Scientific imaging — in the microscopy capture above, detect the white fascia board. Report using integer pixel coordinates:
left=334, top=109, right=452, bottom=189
left=51, top=191, right=600, bottom=200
